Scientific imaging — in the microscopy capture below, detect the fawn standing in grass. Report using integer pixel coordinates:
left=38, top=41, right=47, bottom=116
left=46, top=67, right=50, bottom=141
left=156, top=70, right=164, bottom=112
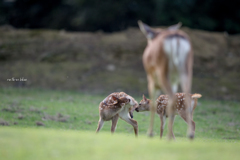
left=138, top=21, right=194, bottom=139
left=135, top=93, right=202, bottom=139
left=96, top=92, right=139, bottom=136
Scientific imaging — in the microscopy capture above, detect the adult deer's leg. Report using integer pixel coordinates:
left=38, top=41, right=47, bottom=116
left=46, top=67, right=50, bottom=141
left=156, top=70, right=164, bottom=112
left=166, top=94, right=176, bottom=140
left=168, top=115, right=176, bottom=139
left=147, top=75, right=160, bottom=137
left=180, top=62, right=193, bottom=139
left=158, top=71, right=176, bottom=140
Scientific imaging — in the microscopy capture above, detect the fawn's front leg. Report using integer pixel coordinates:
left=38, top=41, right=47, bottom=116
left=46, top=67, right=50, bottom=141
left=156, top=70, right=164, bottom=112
left=120, top=116, right=138, bottom=137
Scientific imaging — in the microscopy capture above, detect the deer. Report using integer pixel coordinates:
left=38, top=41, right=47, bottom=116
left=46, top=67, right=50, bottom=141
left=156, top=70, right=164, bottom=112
left=135, top=93, right=202, bottom=139
left=96, top=92, right=139, bottom=136
left=138, top=20, right=194, bottom=139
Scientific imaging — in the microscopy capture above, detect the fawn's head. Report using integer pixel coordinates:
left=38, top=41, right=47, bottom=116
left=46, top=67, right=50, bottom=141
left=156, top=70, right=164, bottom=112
left=110, top=96, right=130, bottom=107
left=135, top=95, right=150, bottom=112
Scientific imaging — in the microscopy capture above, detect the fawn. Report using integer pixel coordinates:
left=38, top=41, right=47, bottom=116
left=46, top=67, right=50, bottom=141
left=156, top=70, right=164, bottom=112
left=96, top=92, right=139, bottom=136
left=138, top=21, right=194, bottom=139
left=135, top=93, right=202, bottom=139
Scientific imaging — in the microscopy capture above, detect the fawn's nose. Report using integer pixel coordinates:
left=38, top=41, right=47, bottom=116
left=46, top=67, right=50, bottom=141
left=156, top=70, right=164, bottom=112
left=135, top=108, right=139, bottom=112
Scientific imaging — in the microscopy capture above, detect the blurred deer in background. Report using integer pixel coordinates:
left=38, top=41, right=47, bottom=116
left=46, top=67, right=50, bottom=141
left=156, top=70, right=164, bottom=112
left=138, top=21, right=194, bottom=139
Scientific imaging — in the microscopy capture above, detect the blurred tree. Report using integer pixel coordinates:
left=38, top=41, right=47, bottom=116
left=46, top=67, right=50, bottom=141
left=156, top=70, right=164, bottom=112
left=68, top=0, right=155, bottom=31
left=0, top=0, right=239, bottom=33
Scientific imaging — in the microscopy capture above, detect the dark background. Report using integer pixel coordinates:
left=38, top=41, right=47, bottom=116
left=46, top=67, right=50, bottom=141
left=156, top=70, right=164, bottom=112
left=1, top=0, right=240, bottom=34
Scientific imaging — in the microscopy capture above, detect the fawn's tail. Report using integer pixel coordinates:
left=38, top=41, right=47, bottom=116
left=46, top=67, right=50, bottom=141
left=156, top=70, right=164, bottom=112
left=191, top=93, right=202, bottom=99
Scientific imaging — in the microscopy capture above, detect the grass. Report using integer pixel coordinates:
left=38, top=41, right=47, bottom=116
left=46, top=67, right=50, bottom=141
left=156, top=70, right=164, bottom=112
left=0, top=88, right=240, bottom=159
left=1, top=128, right=240, bottom=160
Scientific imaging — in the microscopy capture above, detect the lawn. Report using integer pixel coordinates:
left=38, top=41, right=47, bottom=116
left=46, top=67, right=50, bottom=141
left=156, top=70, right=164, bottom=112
left=0, top=88, right=240, bottom=159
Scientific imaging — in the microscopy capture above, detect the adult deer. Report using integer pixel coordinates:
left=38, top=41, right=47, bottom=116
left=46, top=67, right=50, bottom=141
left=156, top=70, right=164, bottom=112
left=138, top=21, right=194, bottom=139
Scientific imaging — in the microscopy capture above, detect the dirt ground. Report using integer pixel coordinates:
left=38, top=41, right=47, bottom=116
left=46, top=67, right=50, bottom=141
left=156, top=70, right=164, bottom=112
left=0, top=25, right=239, bottom=100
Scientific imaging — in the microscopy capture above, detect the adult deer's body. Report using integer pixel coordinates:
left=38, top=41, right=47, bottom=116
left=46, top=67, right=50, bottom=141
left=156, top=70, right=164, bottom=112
left=96, top=92, right=139, bottom=136
left=138, top=21, right=194, bottom=139
left=136, top=93, right=202, bottom=139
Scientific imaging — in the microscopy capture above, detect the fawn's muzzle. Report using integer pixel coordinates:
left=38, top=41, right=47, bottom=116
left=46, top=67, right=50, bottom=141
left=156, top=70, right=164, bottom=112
left=135, top=108, right=139, bottom=112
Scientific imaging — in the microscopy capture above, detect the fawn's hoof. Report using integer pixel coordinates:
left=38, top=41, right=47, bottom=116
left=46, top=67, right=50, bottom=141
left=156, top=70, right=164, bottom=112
left=188, top=133, right=195, bottom=140
left=147, top=132, right=154, bottom=137
left=167, top=134, right=175, bottom=141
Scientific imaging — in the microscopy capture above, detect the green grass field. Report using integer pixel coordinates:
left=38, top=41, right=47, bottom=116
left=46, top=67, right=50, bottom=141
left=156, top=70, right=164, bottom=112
left=0, top=88, right=240, bottom=159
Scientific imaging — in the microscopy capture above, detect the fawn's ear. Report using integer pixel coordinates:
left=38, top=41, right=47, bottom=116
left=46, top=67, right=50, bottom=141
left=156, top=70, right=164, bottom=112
left=138, top=20, right=158, bottom=40
left=143, top=94, right=147, bottom=101
left=111, top=96, right=119, bottom=105
left=119, top=98, right=130, bottom=107
left=168, top=22, right=182, bottom=30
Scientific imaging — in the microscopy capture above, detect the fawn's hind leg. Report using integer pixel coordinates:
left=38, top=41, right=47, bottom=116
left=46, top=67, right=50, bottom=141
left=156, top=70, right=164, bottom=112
left=178, top=111, right=196, bottom=137
left=111, top=115, right=119, bottom=133
left=96, top=117, right=104, bottom=133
